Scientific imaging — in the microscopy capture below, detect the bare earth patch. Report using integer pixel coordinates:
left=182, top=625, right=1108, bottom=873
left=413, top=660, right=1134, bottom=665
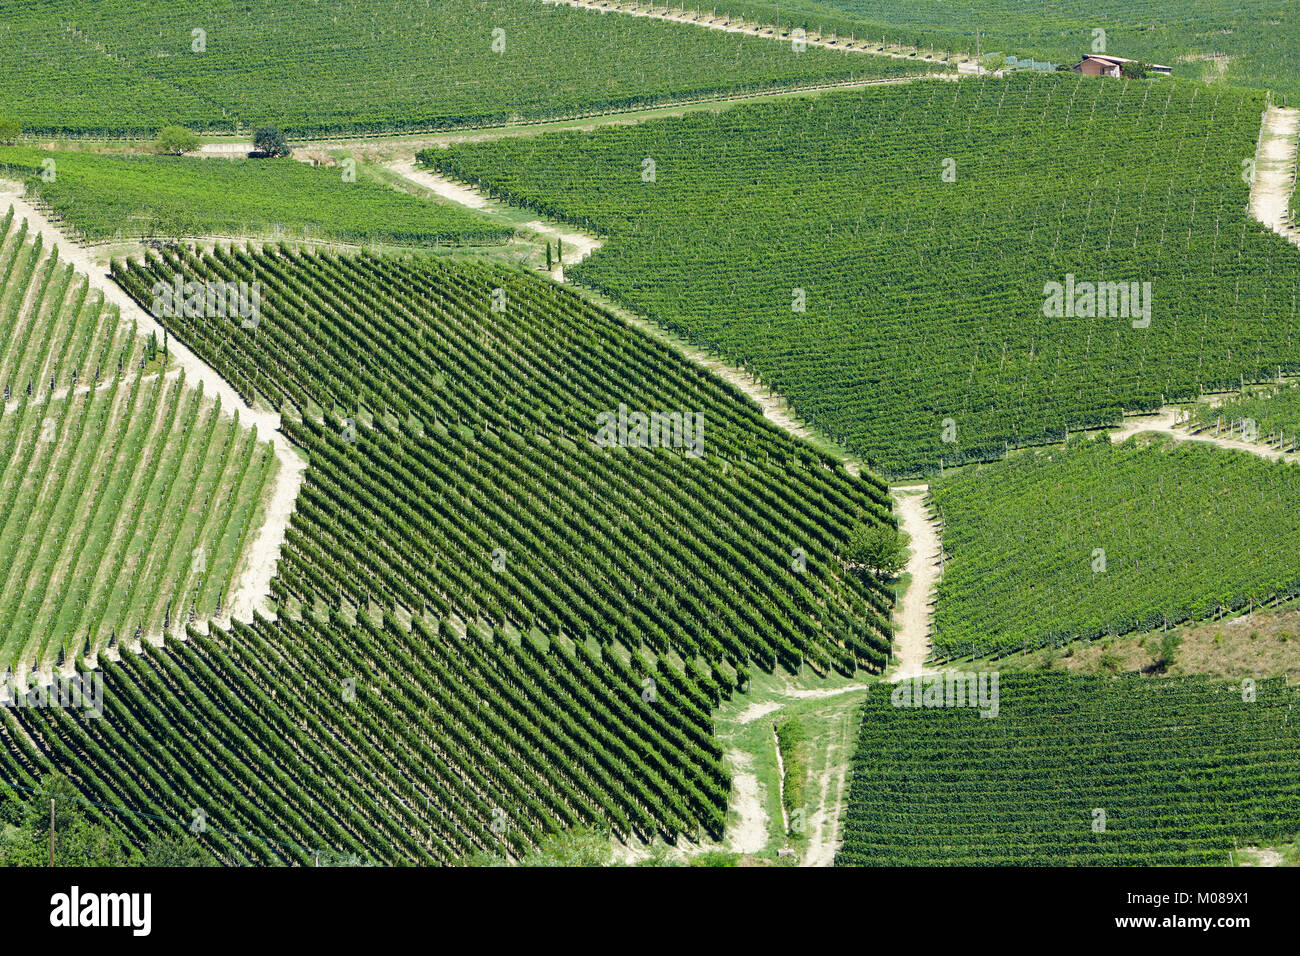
left=889, top=485, right=941, bottom=679
left=1249, top=106, right=1299, bottom=247
left=725, top=750, right=769, bottom=855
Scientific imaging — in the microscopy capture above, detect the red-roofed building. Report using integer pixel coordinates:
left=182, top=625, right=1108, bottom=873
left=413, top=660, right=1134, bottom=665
left=1073, top=54, right=1171, bottom=77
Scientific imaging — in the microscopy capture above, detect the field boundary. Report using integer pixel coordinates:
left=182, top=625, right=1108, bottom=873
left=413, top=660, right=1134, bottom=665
left=1109, top=405, right=1300, bottom=463
left=543, top=0, right=973, bottom=66
left=385, top=160, right=870, bottom=473
left=889, top=486, right=940, bottom=679
left=28, top=75, right=942, bottom=147
left=1249, top=105, right=1300, bottom=246
left=0, top=186, right=306, bottom=655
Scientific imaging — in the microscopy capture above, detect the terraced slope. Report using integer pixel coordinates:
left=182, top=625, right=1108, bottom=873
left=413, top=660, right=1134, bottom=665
left=837, top=672, right=1300, bottom=865
left=0, top=209, right=275, bottom=675
left=427, top=75, right=1300, bottom=476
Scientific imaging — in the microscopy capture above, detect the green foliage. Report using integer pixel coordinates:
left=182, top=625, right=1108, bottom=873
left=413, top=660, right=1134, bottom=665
left=1191, top=383, right=1300, bottom=451
left=843, top=521, right=904, bottom=577
left=703, top=0, right=1300, bottom=100
left=252, top=126, right=291, bottom=158
left=0, top=0, right=932, bottom=137
left=0, top=119, right=19, bottom=145
left=929, top=436, right=1300, bottom=659
left=1156, top=631, right=1183, bottom=671
left=837, top=673, right=1300, bottom=864
left=111, top=246, right=896, bottom=675
left=0, top=215, right=275, bottom=670
left=1, top=252, right=895, bottom=864
left=429, top=75, right=1300, bottom=476
left=0, top=775, right=139, bottom=866
left=1119, top=61, right=1150, bottom=79
left=141, top=833, right=216, bottom=866
left=517, top=828, right=615, bottom=867
left=775, top=717, right=808, bottom=826
left=156, top=125, right=199, bottom=155
left=0, top=146, right=508, bottom=246
left=690, top=850, right=742, bottom=866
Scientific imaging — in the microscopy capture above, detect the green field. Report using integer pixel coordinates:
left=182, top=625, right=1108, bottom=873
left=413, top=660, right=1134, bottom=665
left=427, top=75, right=1300, bottom=476
left=837, top=671, right=1300, bottom=865
left=705, top=0, right=1300, bottom=101
left=1191, top=381, right=1300, bottom=451
left=0, top=0, right=933, bottom=137
left=0, top=247, right=903, bottom=864
left=0, top=147, right=509, bottom=246
left=929, top=435, right=1300, bottom=660
left=0, top=209, right=275, bottom=673
left=113, top=245, right=897, bottom=674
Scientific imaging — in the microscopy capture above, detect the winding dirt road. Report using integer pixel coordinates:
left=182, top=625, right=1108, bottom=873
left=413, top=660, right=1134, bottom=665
left=1109, top=406, right=1298, bottom=463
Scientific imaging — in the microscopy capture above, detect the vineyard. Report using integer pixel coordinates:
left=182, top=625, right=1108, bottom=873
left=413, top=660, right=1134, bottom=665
left=699, top=0, right=1300, bottom=101
left=0, top=0, right=932, bottom=138
left=0, top=147, right=509, bottom=247
left=929, top=435, right=1300, bottom=660
left=836, top=671, right=1300, bottom=865
left=0, top=209, right=275, bottom=674
left=0, top=247, right=905, bottom=861
left=1191, top=381, right=1300, bottom=451
left=111, top=246, right=898, bottom=676
left=1, top=611, right=731, bottom=864
left=426, top=74, right=1300, bottom=477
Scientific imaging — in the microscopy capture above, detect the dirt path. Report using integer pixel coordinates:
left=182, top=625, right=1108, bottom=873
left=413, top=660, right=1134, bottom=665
left=192, top=75, right=948, bottom=157
left=384, top=158, right=871, bottom=475
left=195, top=142, right=254, bottom=156
left=801, top=703, right=855, bottom=867
left=735, top=699, right=783, bottom=724
left=1250, top=106, right=1299, bottom=247
left=544, top=0, right=969, bottom=66
left=725, top=750, right=769, bottom=854
left=1, top=186, right=305, bottom=636
left=772, top=725, right=789, bottom=835
left=1238, top=847, right=1283, bottom=866
left=220, top=441, right=307, bottom=627
left=387, top=160, right=602, bottom=280
left=890, top=486, right=940, bottom=679
left=1109, top=406, right=1299, bottom=463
